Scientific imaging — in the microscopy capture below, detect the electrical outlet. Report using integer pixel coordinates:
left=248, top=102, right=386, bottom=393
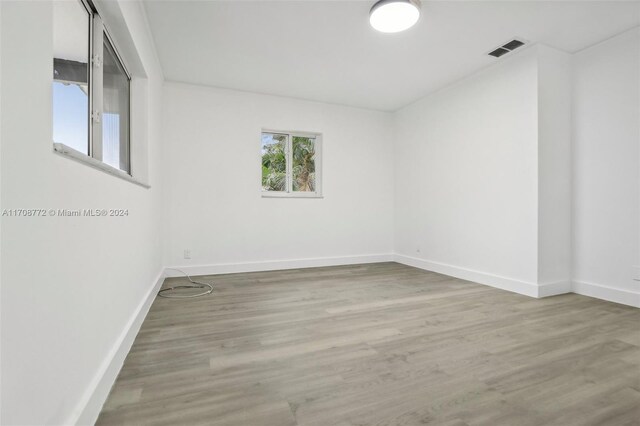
left=184, top=249, right=191, bottom=259
left=416, top=247, right=421, bottom=254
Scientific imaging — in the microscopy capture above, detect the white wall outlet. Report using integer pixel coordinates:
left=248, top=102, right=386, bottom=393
left=184, top=249, right=191, bottom=259
left=416, top=247, right=421, bottom=254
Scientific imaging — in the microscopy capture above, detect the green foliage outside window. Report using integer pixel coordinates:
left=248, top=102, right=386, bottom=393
left=261, top=134, right=287, bottom=191
left=262, top=133, right=316, bottom=192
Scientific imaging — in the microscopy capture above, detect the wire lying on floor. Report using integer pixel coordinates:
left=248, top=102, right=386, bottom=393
left=158, top=268, right=213, bottom=299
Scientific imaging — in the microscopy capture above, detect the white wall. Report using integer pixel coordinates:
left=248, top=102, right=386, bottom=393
left=393, top=37, right=638, bottom=306
left=537, top=46, right=572, bottom=290
left=572, top=28, right=640, bottom=306
left=0, top=1, right=164, bottom=425
left=394, top=48, right=541, bottom=294
left=162, top=83, right=394, bottom=271
left=393, top=45, right=573, bottom=298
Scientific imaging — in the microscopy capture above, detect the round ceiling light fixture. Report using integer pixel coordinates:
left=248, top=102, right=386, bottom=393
left=369, top=0, right=420, bottom=33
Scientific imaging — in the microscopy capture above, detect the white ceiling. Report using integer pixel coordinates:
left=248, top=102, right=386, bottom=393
left=143, top=0, right=640, bottom=111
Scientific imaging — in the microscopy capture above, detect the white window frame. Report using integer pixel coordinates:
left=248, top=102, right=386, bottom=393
left=53, top=0, right=134, bottom=181
left=261, top=129, right=323, bottom=199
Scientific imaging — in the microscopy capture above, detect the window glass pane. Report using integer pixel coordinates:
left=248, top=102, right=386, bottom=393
left=52, top=0, right=90, bottom=154
left=292, top=136, right=316, bottom=192
left=261, top=133, right=287, bottom=192
left=102, top=35, right=130, bottom=172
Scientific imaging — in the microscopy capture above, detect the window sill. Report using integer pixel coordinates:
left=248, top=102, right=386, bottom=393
left=53, top=143, right=150, bottom=189
left=261, top=192, right=323, bottom=199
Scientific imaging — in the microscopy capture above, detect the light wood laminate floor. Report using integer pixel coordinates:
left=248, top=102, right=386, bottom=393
left=97, top=263, right=640, bottom=426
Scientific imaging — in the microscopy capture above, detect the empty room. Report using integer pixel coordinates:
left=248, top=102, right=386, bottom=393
left=1, top=0, right=639, bottom=425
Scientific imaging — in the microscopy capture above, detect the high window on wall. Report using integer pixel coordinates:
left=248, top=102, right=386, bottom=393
left=261, top=131, right=322, bottom=198
left=53, top=0, right=131, bottom=174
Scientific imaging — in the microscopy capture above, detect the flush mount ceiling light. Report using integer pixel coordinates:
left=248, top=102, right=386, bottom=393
left=369, top=0, right=421, bottom=33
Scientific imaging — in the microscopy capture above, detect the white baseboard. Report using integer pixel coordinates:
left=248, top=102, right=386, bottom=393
left=69, top=269, right=166, bottom=426
left=393, top=254, right=576, bottom=299
left=165, top=254, right=394, bottom=277
left=394, top=254, right=640, bottom=307
left=394, top=254, right=541, bottom=298
left=572, top=280, right=640, bottom=308
left=538, top=280, right=572, bottom=297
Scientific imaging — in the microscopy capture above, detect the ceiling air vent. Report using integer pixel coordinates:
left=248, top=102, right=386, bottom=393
left=488, top=39, right=526, bottom=58
left=488, top=47, right=510, bottom=58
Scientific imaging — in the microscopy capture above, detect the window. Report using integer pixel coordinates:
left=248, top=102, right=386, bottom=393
left=261, top=131, right=322, bottom=197
left=53, top=0, right=131, bottom=174
left=52, top=0, right=90, bottom=155
left=101, top=34, right=130, bottom=171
